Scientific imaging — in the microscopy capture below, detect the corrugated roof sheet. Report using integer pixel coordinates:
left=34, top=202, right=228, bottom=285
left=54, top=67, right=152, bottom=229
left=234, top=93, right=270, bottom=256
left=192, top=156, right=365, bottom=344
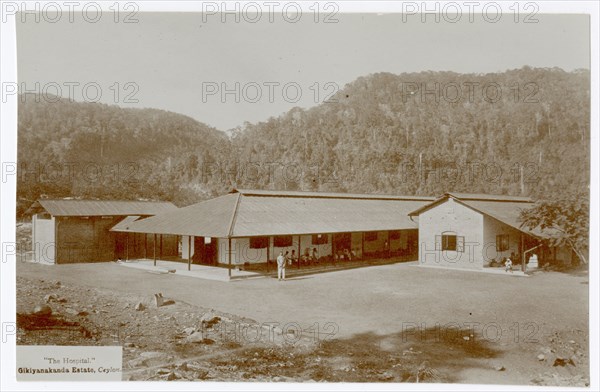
left=111, top=193, right=240, bottom=237
left=110, top=215, right=142, bottom=231
left=231, top=195, right=426, bottom=237
left=459, top=200, right=534, bottom=231
left=30, top=199, right=177, bottom=217
left=114, top=189, right=434, bottom=237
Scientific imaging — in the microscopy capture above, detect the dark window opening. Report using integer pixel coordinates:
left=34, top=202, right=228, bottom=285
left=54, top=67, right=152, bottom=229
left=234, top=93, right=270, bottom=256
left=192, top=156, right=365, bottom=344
left=496, top=234, right=509, bottom=252
left=273, top=235, right=293, bottom=247
left=250, top=236, right=269, bottom=249
left=437, top=234, right=464, bottom=252
left=442, top=235, right=457, bottom=251
left=365, top=232, right=378, bottom=241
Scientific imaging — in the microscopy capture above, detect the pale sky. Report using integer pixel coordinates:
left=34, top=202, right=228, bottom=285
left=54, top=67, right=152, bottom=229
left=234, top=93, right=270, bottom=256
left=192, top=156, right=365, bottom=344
left=17, top=13, right=590, bottom=131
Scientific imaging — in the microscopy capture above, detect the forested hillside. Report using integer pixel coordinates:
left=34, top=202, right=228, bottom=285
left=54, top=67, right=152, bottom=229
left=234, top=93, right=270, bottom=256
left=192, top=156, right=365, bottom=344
left=230, top=67, right=590, bottom=198
left=17, top=67, right=590, bottom=216
left=17, top=96, right=231, bottom=215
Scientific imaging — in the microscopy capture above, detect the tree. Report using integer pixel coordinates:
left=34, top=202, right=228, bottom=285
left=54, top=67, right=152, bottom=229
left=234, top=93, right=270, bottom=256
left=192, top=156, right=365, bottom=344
left=519, top=195, right=589, bottom=264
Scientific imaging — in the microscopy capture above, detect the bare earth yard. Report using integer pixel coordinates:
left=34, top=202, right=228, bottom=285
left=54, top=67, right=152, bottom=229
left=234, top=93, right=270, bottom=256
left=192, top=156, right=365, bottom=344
left=16, top=258, right=589, bottom=385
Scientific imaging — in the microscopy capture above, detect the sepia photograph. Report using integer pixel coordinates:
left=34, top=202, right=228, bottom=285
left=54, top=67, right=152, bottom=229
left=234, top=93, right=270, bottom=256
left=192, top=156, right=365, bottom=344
left=0, top=1, right=598, bottom=390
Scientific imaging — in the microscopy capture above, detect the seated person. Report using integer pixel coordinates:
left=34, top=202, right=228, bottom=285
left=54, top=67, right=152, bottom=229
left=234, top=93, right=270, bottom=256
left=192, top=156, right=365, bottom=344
left=344, top=248, right=352, bottom=261
left=311, top=248, right=319, bottom=264
left=303, top=247, right=310, bottom=259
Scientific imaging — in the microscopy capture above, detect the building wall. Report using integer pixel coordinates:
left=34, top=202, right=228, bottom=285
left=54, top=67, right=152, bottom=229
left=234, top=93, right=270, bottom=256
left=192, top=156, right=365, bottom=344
left=302, top=234, right=332, bottom=260
left=120, top=232, right=178, bottom=260
left=213, top=231, right=422, bottom=265
left=52, top=215, right=178, bottom=263
left=216, top=234, right=334, bottom=265
left=363, top=231, right=389, bottom=254
left=182, top=235, right=194, bottom=259
left=161, top=234, right=179, bottom=257
left=56, top=216, right=121, bottom=263
left=390, top=233, right=401, bottom=252
left=391, top=229, right=418, bottom=258
left=351, top=232, right=363, bottom=257
left=482, top=216, right=523, bottom=264
left=270, top=236, right=298, bottom=262
left=418, top=199, right=485, bottom=270
left=32, top=213, right=55, bottom=263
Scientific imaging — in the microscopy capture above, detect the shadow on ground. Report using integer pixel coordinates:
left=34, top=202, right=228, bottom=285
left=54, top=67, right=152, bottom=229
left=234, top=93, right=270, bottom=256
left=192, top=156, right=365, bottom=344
left=17, top=312, right=95, bottom=340
left=207, top=327, right=501, bottom=383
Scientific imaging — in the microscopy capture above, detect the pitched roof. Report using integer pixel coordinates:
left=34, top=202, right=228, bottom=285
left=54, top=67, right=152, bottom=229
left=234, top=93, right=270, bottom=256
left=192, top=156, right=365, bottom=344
left=408, top=193, right=545, bottom=237
left=111, top=193, right=240, bottom=237
left=112, top=189, right=435, bottom=237
left=110, top=215, right=142, bottom=231
left=408, top=192, right=533, bottom=217
left=28, top=199, right=177, bottom=217
left=459, top=200, right=535, bottom=232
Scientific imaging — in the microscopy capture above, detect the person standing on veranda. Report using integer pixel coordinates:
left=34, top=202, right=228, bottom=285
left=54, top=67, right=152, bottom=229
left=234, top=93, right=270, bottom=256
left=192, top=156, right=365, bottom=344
left=277, top=251, right=286, bottom=281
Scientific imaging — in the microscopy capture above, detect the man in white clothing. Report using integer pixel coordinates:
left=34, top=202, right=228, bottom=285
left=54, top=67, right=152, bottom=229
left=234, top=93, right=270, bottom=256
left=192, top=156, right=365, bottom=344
left=277, top=251, right=286, bottom=281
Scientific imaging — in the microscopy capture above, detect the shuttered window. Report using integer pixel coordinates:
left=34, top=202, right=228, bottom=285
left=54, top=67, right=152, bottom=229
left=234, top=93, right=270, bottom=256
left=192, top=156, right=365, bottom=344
left=436, top=234, right=465, bottom=252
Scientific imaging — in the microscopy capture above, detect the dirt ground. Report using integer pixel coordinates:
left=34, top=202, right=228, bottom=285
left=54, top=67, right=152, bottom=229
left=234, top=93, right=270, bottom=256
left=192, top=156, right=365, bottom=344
left=17, top=275, right=462, bottom=382
left=15, top=242, right=590, bottom=385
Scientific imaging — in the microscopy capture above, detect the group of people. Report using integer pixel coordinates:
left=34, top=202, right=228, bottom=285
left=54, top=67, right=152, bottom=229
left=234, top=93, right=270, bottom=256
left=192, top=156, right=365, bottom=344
left=276, top=248, right=320, bottom=281
left=335, top=248, right=358, bottom=262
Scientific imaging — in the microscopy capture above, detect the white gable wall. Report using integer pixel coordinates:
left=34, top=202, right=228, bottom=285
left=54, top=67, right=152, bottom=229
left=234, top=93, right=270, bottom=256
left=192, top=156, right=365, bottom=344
left=418, top=198, right=484, bottom=270
left=32, top=213, right=55, bottom=264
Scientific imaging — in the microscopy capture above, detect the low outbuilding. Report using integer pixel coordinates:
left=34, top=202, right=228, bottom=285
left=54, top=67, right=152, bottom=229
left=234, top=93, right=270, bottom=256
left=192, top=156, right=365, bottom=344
left=28, top=199, right=178, bottom=264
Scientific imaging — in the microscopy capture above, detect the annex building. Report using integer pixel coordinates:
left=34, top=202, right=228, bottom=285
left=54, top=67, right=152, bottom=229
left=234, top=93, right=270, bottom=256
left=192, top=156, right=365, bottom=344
left=28, top=199, right=178, bottom=264
left=408, top=192, right=576, bottom=270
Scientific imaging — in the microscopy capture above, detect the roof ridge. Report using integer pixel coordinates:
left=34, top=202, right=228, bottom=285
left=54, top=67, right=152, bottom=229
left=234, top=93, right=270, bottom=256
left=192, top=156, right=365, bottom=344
left=445, top=192, right=532, bottom=202
left=226, top=192, right=243, bottom=238
left=37, top=198, right=175, bottom=204
left=233, top=188, right=434, bottom=201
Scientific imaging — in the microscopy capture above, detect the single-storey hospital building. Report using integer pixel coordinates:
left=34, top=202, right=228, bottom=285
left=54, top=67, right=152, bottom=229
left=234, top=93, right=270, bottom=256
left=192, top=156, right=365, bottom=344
left=29, top=190, right=578, bottom=269
left=110, top=189, right=434, bottom=268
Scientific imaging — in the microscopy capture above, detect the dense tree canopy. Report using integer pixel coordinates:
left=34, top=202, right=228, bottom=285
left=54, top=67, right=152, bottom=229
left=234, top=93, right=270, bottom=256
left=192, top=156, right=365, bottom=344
left=17, top=67, right=590, bottom=219
left=519, top=195, right=589, bottom=264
